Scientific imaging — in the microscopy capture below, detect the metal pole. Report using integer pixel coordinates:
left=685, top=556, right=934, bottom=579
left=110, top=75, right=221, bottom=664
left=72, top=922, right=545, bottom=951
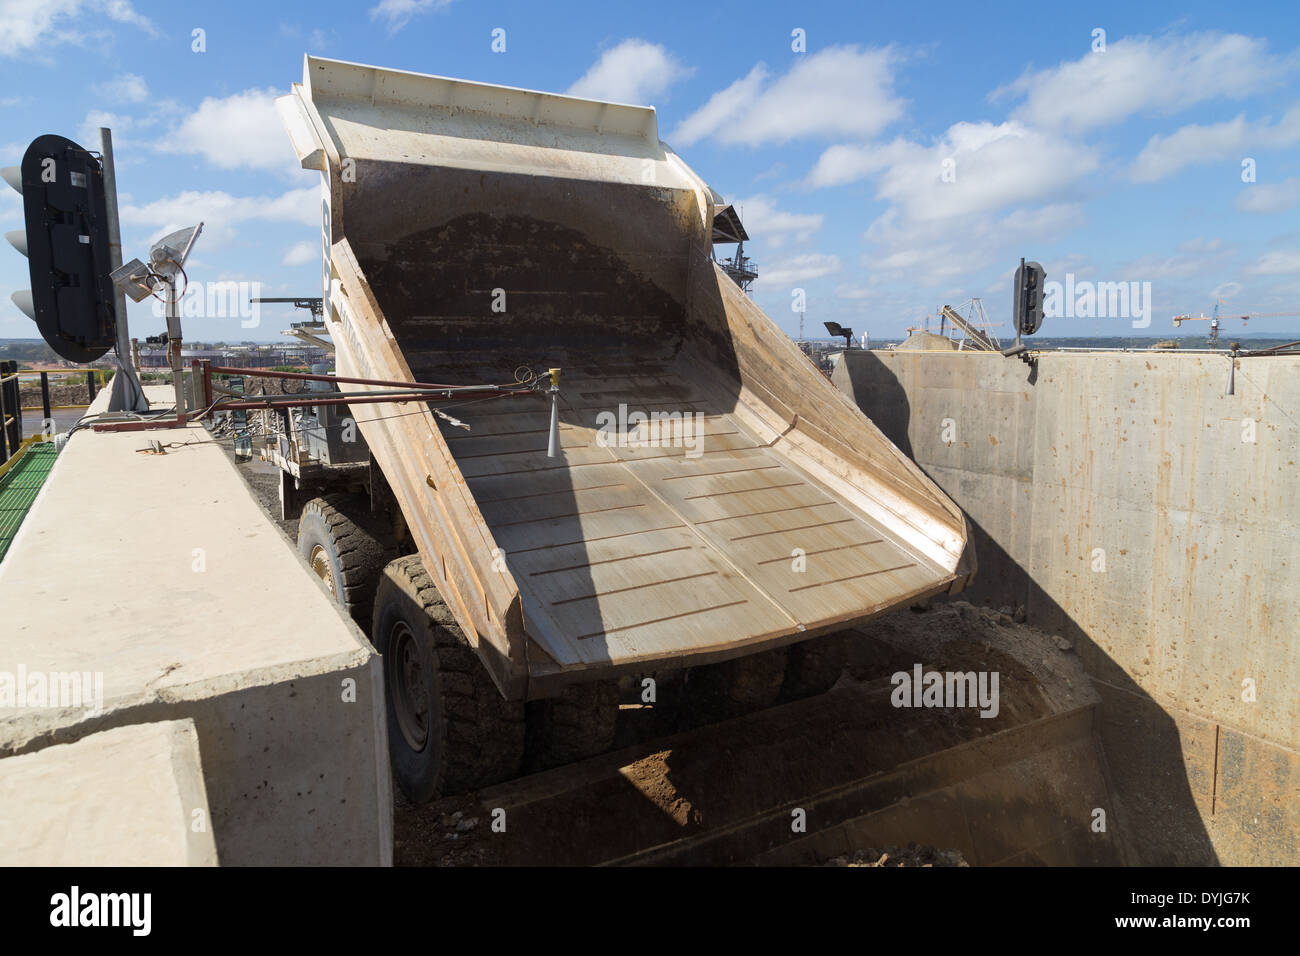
left=12, top=363, right=23, bottom=446
left=0, top=361, right=19, bottom=455
left=165, top=276, right=186, bottom=413
left=40, top=372, right=50, bottom=423
left=99, top=127, right=148, bottom=412
left=0, top=365, right=9, bottom=463
left=546, top=368, right=561, bottom=458
left=86, top=369, right=97, bottom=402
left=202, top=364, right=515, bottom=393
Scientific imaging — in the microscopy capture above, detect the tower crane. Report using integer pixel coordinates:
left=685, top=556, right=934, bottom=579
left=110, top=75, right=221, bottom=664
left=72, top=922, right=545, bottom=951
left=1172, top=300, right=1300, bottom=345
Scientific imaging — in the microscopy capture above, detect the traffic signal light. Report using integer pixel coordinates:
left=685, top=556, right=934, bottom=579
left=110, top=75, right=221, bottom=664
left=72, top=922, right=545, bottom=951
left=4, top=134, right=117, bottom=362
left=1013, top=258, right=1047, bottom=336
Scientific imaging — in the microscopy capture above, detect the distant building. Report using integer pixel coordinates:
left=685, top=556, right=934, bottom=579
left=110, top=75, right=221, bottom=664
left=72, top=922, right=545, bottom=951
left=136, top=346, right=330, bottom=369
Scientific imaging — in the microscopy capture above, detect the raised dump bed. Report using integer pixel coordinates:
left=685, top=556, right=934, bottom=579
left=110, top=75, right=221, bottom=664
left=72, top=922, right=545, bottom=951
left=277, top=56, right=973, bottom=706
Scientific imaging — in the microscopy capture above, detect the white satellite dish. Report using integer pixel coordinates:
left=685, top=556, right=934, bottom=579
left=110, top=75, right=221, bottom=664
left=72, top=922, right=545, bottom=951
left=149, top=222, right=203, bottom=278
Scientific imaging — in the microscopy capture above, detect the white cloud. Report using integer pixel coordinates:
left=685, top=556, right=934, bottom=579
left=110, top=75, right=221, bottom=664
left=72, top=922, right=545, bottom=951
left=282, top=240, right=317, bottom=266
left=1236, top=176, right=1300, bottom=214
left=1130, top=105, right=1300, bottom=182
left=165, top=89, right=296, bottom=172
left=99, top=0, right=151, bottom=30
left=730, top=195, right=823, bottom=247
left=1125, top=238, right=1236, bottom=280
left=120, top=187, right=319, bottom=247
left=93, top=72, right=148, bottom=104
left=78, top=109, right=131, bottom=150
left=819, top=121, right=1098, bottom=223
left=993, top=32, right=1294, bottom=132
left=803, top=120, right=1099, bottom=290
left=1245, top=249, right=1300, bottom=276
left=671, top=46, right=905, bottom=147
left=78, top=96, right=184, bottom=157
left=671, top=65, right=768, bottom=146
left=567, top=39, right=692, bottom=105
left=833, top=277, right=885, bottom=301
left=863, top=203, right=1085, bottom=287
left=369, top=0, right=453, bottom=33
left=0, top=0, right=81, bottom=56
left=805, top=142, right=896, bottom=189
left=0, top=0, right=154, bottom=57
left=756, top=252, right=841, bottom=286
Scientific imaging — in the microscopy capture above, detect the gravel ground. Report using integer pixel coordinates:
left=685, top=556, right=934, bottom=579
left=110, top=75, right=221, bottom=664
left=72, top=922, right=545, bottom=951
left=225, top=447, right=298, bottom=539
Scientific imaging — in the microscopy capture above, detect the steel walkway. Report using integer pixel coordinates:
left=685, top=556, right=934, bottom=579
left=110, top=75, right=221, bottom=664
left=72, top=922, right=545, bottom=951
left=0, top=442, right=56, bottom=563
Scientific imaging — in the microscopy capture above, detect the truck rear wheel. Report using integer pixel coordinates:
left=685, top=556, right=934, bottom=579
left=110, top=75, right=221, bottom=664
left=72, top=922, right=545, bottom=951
left=525, top=681, right=620, bottom=771
left=297, top=494, right=393, bottom=631
left=372, top=555, right=525, bottom=803
left=684, top=648, right=788, bottom=725
left=780, top=631, right=850, bottom=701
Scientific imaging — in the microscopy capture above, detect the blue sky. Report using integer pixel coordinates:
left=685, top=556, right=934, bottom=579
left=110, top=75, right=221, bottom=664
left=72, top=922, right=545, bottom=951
left=2, top=0, right=1299, bottom=343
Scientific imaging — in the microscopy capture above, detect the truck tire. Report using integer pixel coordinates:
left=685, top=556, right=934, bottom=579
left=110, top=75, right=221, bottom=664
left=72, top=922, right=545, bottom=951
left=780, top=631, right=850, bottom=701
left=297, top=494, right=392, bottom=631
left=372, top=555, right=525, bottom=803
left=684, top=648, right=788, bottom=725
left=525, top=680, right=620, bottom=771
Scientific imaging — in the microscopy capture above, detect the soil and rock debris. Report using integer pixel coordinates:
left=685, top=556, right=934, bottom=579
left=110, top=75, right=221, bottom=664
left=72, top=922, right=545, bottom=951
left=394, top=790, right=499, bottom=867
left=825, top=845, right=969, bottom=867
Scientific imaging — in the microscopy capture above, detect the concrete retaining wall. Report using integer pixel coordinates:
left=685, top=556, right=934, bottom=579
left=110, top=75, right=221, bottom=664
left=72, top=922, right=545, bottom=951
left=834, top=349, right=1300, bottom=865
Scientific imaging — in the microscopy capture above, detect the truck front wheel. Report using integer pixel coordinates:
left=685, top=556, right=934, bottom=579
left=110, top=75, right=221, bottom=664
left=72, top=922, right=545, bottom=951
left=297, top=494, right=393, bottom=632
left=372, top=555, right=525, bottom=803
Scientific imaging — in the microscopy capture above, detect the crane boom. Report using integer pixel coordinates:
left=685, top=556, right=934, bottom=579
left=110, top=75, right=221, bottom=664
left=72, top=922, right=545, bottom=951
left=1172, top=302, right=1299, bottom=344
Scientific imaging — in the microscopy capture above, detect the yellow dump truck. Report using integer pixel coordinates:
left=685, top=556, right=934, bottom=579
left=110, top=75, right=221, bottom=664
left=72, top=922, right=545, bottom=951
left=273, top=55, right=974, bottom=801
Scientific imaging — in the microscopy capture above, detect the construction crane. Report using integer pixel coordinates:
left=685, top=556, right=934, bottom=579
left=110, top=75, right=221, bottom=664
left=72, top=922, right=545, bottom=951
left=940, top=301, right=1002, bottom=351
left=1172, top=300, right=1231, bottom=344
left=1173, top=300, right=1300, bottom=345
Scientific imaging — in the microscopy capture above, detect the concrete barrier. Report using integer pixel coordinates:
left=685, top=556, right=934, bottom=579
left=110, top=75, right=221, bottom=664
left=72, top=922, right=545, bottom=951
left=0, top=719, right=217, bottom=865
left=0, top=387, right=391, bottom=865
left=834, top=349, right=1300, bottom=865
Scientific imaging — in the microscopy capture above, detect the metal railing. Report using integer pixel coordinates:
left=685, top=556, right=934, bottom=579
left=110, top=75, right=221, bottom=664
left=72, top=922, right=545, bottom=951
left=0, top=363, right=104, bottom=467
left=0, top=361, right=21, bottom=466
